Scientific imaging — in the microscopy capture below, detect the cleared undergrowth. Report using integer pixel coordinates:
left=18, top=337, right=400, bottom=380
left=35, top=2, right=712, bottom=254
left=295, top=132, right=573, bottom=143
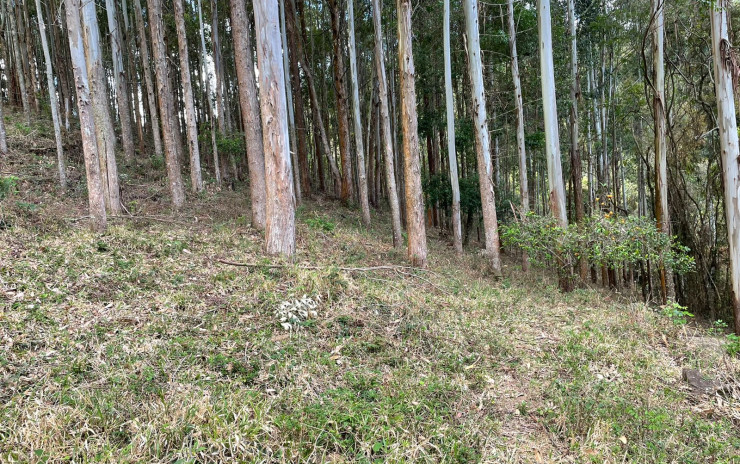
left=1, top=118, right=739, bottom=463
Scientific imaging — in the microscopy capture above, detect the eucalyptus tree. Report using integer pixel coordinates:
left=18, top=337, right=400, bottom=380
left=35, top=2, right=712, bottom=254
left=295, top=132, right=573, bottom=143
left=279, top=0, right=301, bottom=202
left=133, top=0, right=163, bottom=160
left=328, top=0, right=354, bottom=204
left=538, top=0, right=567, bottom=227
left=82, top=0, right=121, bottom=215
left=253, top=0, right=296, bottom=256
left=173, top=0, right=203, bottom=193
left=371, top=0, right=403, bottom=248
left=198, top=0, right=220, bottom=185
left=231, top=0, right=267, bottom=230
left=507, top=0, right=528, bottom=269
left=64, top=0, right=106, bottom=231
left=651, top=0, right=672, bottom=302
left=105, top=0, right=135, bottom=164
left=464, top=0, right=502, bottom=276
left=444, top=0, right=462, bottom=255
left=0, top=99, right=6, bottom=154
left=147, top=0, right=186, bottom=208
left=348, top=0, right=371, bottom=226
left=397, top=0, right=427, bottom=267
left=7, top=1, right=30, bottom=124
left=35, top=0, right=66, bottom=189
left=710, top=0, right=740, bottom=334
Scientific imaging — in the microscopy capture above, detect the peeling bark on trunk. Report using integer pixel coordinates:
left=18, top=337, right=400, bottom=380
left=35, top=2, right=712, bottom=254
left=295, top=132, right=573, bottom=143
left=508, top=0, right=528, bottom=269
left=147, top=0, right=186, bottom=208
left=397, top=0, right=427, bottom=267
left=65, top=0, right=106, bottom=231
left=231, top=0, right=267, bottom=230
left=652, top=0, right=674, bottom=303
left=372, top=0, right=403, bottom=248
left=8, top=3, right=30, bottom=124
left=82, top=0, right=121, bottom=215
left=710, top=0, right=740, bottom=334
left=329, top=0, right=354, bottom=204
left=348, top=0, right=371, bottom=226
left=105, top=0, right=136, bottom=164
left=465, top=0, right=502, bottom=276
left=198, top=0, right=221, bottom=186
left=134, top=0, right=163, bottom=159
left=173, top=0, right=204, bottom=193
left=35, top=0, right=66, bottom=190
left=253, top=0, right=296, bottom=257
left=445, top=0, right=463, bottom=255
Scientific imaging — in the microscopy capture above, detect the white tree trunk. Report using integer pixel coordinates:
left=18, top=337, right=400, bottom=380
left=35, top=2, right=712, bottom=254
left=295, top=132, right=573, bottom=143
left=348, top=0, right=371, bottom=226
left=197, top=0, right=221, bottom=186
left=133, top=0, right=163, bottom=159
left=508, top=0, right=528, bottom=269
left=231, top=0, right=266, bottom=229
left=279, top=0, right=301, bottom=202
left=372, top=0, right=403, bottom=248
left=173, top=0, right=204, bottom=193
left=82, top=0, right=121, bottom=215
left=253, top=0, right=296, bottom=256
left=464, top=0, right=502, bottom=275
left=397, top=0, right=427, bottom=267
left=710, top=0, right=740, bottom=333
left=147, top=0, right=186, bottom=209
left=65, top=0, right=106, bottom=231
left=445, top=0, right=462, bottom=255
left=652, top=0, right=673, bottom=301
left=35, top=0, right=66, bottom=190
left=0, top=96, right=6, bottom=154
left=105, top=0, right=135, bottom=164
left=538, top=0, right=568, bottom=227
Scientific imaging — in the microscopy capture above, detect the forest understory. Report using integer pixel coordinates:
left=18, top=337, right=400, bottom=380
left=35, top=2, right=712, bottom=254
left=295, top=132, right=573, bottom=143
left=1, top=113, right=739, bottom=463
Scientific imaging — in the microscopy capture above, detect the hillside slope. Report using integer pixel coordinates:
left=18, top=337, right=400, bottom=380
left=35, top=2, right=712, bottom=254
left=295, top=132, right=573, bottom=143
left=1, top=119, right=739, bottom=463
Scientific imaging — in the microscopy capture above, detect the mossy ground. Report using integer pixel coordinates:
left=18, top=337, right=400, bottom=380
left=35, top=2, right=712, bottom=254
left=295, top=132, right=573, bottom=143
left=1, top=113, right=739, bottom=463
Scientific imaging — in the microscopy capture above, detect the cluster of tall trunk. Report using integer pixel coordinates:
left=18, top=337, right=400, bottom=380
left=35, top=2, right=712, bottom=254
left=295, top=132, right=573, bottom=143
left=3, top=0, right=738, bottom=319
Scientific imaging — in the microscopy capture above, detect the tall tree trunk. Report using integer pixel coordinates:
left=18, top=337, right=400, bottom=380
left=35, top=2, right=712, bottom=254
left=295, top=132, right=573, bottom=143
left=231, top=0, right=267, bottom=229
left=508, top=0, right=528, bottom=269
left=710, top=0, right=740, bottom=334
left=372, top=0, right=403, bottom=248
left=445, top=0, right=463, bottom=255
left=82, top=0, right=121, bottom=215
left=173, top=0, right=204, bottom=192
left=105, top=0, right=136, bottom=164
left=279, top=0, right=302, bottom=202
left=35, top=0, right=66, bottom=190
left=465, top=0, right=502, bottom=276
left=397, top=0, right=427, bottom=267
left=291, top=0, right=341, bottom=192
left=348, top=0, right=371, bottom=226
left=7, top=2, right=30, bottom=124
left=328, top=0, right=354, bottom=204
left=198, top=0, right=221, bottom=186
left=538, top=0, right=567, bottom=227
left=65, top=0, right=106, bottom=231
left=147, top=0, right=186, bottom=208
left=0, top=92, right=7, bottom=154
left=568, top=0, right=586, bottom=281
left=652, top=0, right=673, bottom=303
left=253, top=0, right=296, bottom=257
left=285, top=0, right=311, bottom=197
left=133, top=0, right=163, bottom=159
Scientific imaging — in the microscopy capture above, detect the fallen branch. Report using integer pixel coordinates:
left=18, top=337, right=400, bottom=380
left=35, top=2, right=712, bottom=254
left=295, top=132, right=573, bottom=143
left=216, top=258, right=431, bottom=274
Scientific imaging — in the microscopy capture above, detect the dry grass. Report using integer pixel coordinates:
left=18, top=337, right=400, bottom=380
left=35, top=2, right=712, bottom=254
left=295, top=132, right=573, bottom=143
left=1, top=117, right=739, bottom=463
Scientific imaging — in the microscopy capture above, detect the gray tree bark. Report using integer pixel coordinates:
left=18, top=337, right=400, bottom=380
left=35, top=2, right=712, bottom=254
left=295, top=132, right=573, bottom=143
left=173, top=0, right=204, bottom=193
left=133, top=0, right=163, bottom=159
left=231, top=0, right=267, bottom=230
left=253, top=0, right=296, bottom=256
left=147, top=0, right=186, bottom=208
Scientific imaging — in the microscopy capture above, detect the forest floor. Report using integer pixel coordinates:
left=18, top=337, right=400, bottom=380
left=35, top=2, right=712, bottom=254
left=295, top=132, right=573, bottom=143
left=1, top=115, right=740, bottom=463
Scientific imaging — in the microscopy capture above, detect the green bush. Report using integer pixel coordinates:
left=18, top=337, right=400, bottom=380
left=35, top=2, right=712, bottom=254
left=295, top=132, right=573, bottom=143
left=500, top=212, right=695, bottom=276
left=0, top=176, right=19, bottom=200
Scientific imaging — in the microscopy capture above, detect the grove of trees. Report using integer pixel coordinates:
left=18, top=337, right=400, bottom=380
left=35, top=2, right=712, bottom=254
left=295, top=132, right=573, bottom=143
left=1, top=0, right=739, bottom=333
